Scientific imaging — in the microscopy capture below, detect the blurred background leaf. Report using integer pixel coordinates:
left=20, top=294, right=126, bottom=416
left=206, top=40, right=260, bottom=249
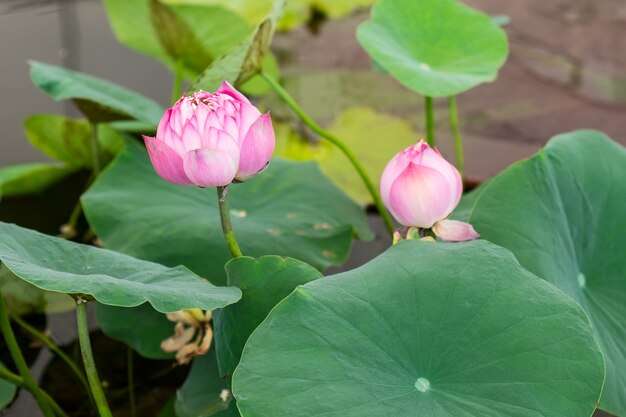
left=30, top=61, right=164, bottom=124
left=104, top=0, right=253, bottom=80
left=0, top=163, right=74, bottom=198
left=25, top=115, right=126, bottom=169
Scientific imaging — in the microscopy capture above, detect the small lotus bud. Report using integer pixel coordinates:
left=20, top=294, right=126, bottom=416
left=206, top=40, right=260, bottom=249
left=381, top=140, right=479, bottom=242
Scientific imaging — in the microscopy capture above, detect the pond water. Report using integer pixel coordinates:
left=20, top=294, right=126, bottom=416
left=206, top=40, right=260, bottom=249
left=1, top=0, right=625, bottom=180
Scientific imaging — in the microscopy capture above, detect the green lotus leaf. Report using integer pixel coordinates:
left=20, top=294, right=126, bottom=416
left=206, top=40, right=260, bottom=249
left=0, top=222, right=241, bottom=313
left=233, top=240, right=604, bottom=417
left=357, top=0, right=509, bottom=97
left=456, top=130, right=626, bottom=416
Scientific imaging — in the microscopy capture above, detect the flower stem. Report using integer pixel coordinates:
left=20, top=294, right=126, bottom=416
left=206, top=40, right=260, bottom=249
left=0, top=367, right=68, bottom=417
left=10, top=312, right=93, bottom=406
left=425, top=96, right=435, bottom=147
left=76, top=300, right=112, bottom=417
left=260, top=72, right=395, bottom=236
left=217, top=186, right=243, bottom=258
left=171, top=60, right=184, bottom=105
left=0, top=293, right=55, bottom=417
left=448, top=96, right=464, bottom=178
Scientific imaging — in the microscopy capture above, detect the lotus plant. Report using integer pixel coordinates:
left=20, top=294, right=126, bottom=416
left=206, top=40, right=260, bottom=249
left=381, top=140, right=479, bottom=242
left=143, top=81, right=275, bottom=187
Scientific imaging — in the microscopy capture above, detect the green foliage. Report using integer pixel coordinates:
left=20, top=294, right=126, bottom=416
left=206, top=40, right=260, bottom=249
left=0, top=363, right=17, bottom=411
left=456, top=130, right=626, bottom=416
left=82, top=143, right=372, bottom=283
left=0, top=222, right=241, bottom=313
left=24, top=115, right=125, bottom=169
left=278, top=0, right=376, bottom=31
left=104, top=0, right=252, bottom=79
left=0, top=264, right=75, bottom=315
left=29, top=61, right=164, bottom=124
left=188, top=0, right=285, bottom=92
left=96, top=303, right=175, bottom=359
left=161, top=0, right=272, bottom=27
left=357, top=0, right=509, bottom=97
left=214, top=256, right=322, bottom=377
left=0, top=163, right=74, bottom=198
left=239, top=53, right=280, bottom=96
left=81, top=143, right=371, bottom=356
left=274, top=107, right=422, bottom=204
left=0, top=115, right=126, bottom=202
left=175, top=349, right=238, bottom=417
left=233, top=240, right=604, bottom=417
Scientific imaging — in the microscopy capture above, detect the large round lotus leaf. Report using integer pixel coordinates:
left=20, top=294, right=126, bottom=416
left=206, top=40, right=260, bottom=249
left=0, top=222, right=240, bottom=313
left=232, top=240, right=604, bottom=417
left=82, top=143, right=372, bottom=285
left=357, top=0, right=508, bottom=97
left=456, top=130, right=626, bottom=416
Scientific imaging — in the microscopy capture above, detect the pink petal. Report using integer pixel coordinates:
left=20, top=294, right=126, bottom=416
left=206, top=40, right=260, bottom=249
left=387, top=164, right=454, bottom=228
left=217, top=80, right=251, bottom=105
left=380, top=151, right=412, bottom=207
left=432, top=220, right=480, bottom=242
left=204, top=111, right=221, bottom=132
left=200, top=128, right=240, bottom=168
left=156, top=108, right=172, bottom=138
left=223, top=100, right=237, bottom=116
left=193, top=103, right=211, bottom=129
left=222, top=116, right=240, bottom=142
left=236, top=112, right=275, bottom=181
left=143, top=136, right=192, bottom=185
left=180, top=118, right=203, bottom=152
left=237, top=101, right=262, bottom=140
left=183, top=149, right=238, bottom=187
left=422, top=146, right=463, bottom=212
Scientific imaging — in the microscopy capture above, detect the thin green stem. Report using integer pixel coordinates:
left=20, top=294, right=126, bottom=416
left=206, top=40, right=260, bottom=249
left=9, top=313, right=93, bottom=404
left=260, top=72, right=395, bottom=235
left=448, top=96, right=464, bottom=178
left=90, top=123, right=101, bottom=177
left=0, top=366, right=22, bottom=386
left=0, top=368, right=68, bottom=417
left=425, top=96, right=435, bottom=147
left=0, top=294, right=55, bottom=417
left=76, top=300, right=112, bottom=417
left=127, top=347, right=137, bottom=417
left=171, top=60, right=184, bottom=105
left=62, top=201, right=83, bottom=238
left=217, top=186, right=243, bottom=258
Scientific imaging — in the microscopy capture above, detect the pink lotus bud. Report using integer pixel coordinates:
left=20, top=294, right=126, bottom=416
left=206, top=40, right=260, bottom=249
left=143, top=81, right=275, bottom=187
left=381, top=140, right=479, bottom=242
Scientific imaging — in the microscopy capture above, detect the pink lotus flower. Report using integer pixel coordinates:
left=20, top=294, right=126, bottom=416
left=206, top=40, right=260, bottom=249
left=143, top=81, right=275, bottom=187
left=381, top=140, right=479, bottom=242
